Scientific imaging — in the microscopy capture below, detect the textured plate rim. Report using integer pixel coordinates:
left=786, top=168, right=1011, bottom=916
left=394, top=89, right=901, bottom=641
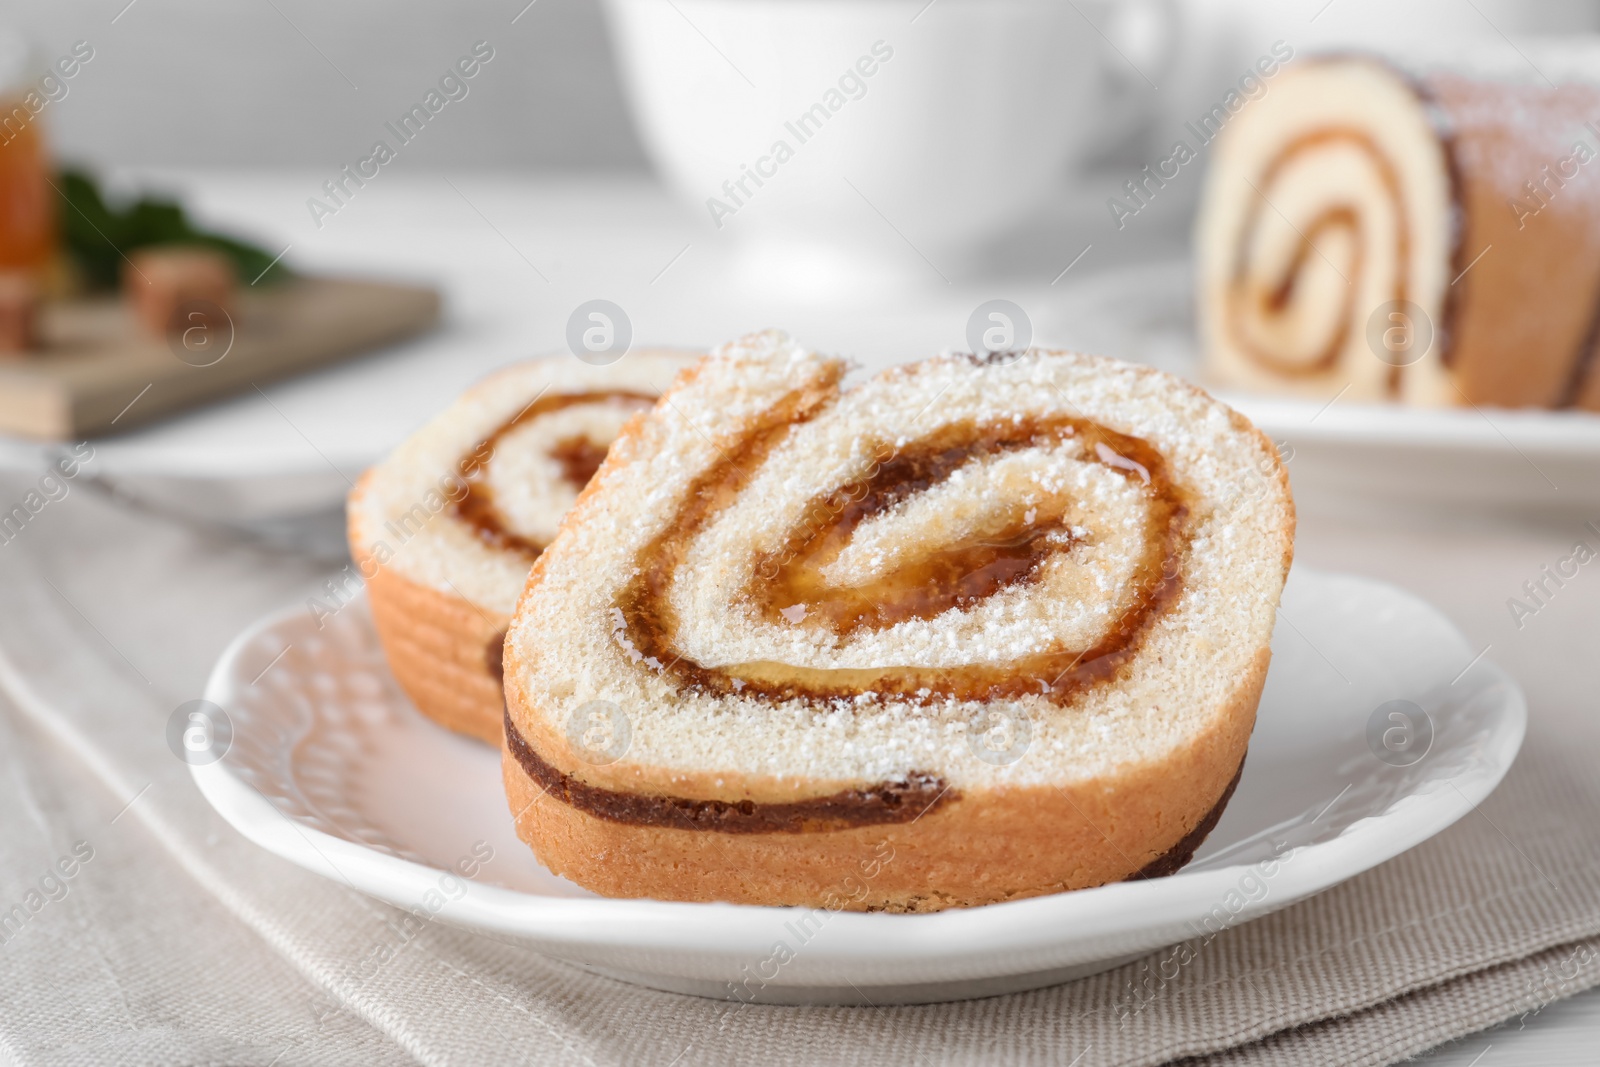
left=193, top=568, right=1526, bottom=964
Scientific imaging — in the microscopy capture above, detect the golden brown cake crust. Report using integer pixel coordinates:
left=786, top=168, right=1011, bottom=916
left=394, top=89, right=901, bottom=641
left=349, top=470, right=509, bottom=745
left=501, top=647, right=1267, bottom=912
left=1423, top=71, right=1600, bottom=408
left=366, top=565, right=508, bottom=745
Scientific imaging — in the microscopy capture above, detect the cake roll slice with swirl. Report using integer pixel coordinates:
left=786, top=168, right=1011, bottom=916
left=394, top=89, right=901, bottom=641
left=502, top=330, right=1295, bottom=911
left=347, top=351, right=699, bottom=744
left=1199, top=55, right=1600, bottom=408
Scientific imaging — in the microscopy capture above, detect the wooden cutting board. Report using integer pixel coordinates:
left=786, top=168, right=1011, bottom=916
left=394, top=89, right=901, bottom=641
left=0, top=276, right=441, bottom=440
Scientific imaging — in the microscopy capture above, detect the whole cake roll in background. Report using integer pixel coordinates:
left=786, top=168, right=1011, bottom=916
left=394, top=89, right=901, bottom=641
left=1198, top=53, right=1600, bottom=410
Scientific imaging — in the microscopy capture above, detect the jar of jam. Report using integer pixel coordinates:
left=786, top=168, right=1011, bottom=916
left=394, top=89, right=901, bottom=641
left=0, top=31, right=55, bottom=277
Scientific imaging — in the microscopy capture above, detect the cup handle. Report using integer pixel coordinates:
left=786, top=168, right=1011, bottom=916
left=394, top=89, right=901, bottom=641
left=1078, top=0, right=1179, bottom=160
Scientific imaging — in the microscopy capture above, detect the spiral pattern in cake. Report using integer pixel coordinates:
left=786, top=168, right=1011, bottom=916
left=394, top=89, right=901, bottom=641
left=347, top=351, right=699, bottom=743
left=1199, top=56, right=1600, bottom=409
left=502, top=331, right=1295, bottom=911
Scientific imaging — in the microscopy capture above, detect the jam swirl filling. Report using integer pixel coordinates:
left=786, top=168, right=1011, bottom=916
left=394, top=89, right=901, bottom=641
left=1226, top=127, right=1410, bottom=394
left=612, top=400, right=1193, bottom=705
left=451, top=390, right=655, bottom=559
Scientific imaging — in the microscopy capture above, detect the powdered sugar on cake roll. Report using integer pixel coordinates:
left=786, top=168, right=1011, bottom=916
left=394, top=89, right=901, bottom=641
left=347, top=349, right=700, bottom=743
left=501, top=331, right=1295, bottom=910
left=1198, top=55, right=1600, bottom=410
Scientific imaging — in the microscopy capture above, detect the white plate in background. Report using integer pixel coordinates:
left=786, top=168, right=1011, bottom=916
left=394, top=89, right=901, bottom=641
left=193, top=567, right=1525, bottom=1005
left=1046, top=261, right=1600, bottom=512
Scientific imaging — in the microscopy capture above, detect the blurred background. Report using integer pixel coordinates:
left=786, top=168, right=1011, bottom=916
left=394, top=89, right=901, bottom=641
left=4, top=0, right=1600, bottom=547
left=11, top=0, right=1599, bottom=168
left=8, top=1, right=646, bottom=170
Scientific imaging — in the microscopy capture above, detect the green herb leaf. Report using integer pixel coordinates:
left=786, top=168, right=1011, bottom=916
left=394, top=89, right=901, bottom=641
left=56, top=167, right=292, bottom=290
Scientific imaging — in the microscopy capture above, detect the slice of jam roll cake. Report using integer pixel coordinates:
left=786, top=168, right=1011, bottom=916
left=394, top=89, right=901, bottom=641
left=501, top=331, right=1295, bottom=912
left=347, top=351, right=700, bottom=744
left=1199, top=54, right=1600, bottom=409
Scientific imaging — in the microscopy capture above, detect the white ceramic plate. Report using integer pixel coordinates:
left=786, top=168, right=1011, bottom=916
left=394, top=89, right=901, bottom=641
left=1047, top=261, right=1600, bottom=511
left=194, top=567, right=1525, bottom=1005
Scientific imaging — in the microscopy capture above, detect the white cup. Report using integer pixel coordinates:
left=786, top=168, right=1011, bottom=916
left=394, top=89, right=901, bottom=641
left=603, top=0, right=1176, bottom=290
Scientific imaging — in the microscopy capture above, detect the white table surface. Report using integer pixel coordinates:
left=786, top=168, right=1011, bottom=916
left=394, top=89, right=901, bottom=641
left=19, top=167, right=1181, bottom=477
left=6, top=169, right=1599, bottom=1063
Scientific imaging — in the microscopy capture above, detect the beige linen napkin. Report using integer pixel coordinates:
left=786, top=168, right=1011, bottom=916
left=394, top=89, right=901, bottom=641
left=1, top=474, right=1597, bottom=1066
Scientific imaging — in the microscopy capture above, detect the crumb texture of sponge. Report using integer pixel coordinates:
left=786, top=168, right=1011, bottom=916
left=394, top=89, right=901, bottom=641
left=348, top=350, right=699, bottom=742
left=504, top=331, right=1295, bottom=909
